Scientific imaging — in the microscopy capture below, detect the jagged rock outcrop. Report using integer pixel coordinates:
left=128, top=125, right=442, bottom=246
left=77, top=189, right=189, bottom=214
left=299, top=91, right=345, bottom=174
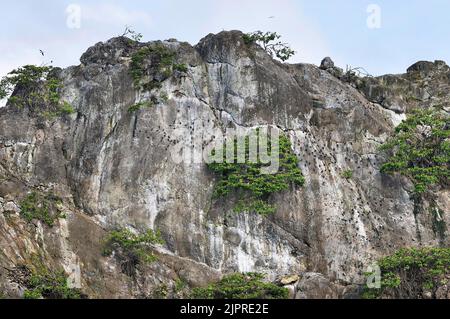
left=345, top=60, right=450, bottom=114
left=0, top=30, right=448, bottom=298
left=320, top=57, right=343, bottom=79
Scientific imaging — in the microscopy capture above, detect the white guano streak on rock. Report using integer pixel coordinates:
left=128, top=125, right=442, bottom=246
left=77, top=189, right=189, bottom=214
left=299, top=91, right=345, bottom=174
left=141, top=178, right=170, bottom=230
left=58, top=216, right=82, bottom=288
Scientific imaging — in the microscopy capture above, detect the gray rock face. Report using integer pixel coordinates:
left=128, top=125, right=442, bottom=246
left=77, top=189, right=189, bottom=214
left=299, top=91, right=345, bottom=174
left=351, top=60, right=450, bottom=113
left=320, top=57, right=335, bottom=69
left=320, top=56, right=343, bottom=79
left=295, top=273, right=339, bottom=299
left=0, top=30, right=448, bottom=298
left=407, top=61, right=442, bottom=74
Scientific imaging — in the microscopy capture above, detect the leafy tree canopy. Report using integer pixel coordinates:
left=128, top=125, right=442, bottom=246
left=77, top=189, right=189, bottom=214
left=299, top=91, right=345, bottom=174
left=380, top=108, right=450, bottom=194
left=191, top=273, right=288, bottom=299
left=243, top=31, right=296, bottom=62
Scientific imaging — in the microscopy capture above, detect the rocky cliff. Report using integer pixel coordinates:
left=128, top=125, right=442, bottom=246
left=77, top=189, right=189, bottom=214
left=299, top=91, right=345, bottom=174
left=0, top=30, right=448, bottom=299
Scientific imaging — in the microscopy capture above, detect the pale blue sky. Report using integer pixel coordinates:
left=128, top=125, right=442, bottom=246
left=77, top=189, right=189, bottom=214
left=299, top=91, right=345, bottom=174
left=1, top=0, right=449, bottom=78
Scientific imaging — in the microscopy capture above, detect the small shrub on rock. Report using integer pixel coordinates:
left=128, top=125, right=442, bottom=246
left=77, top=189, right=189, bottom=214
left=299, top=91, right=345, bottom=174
left=191, top=273, right=288, bottom=299
left=102, top=228, right=164, bottom=276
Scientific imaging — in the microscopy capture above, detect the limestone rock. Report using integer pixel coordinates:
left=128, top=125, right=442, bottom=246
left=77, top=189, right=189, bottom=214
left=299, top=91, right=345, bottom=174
left=280, top=274, right=300, bottom=285
left=3, top=201, right=19, bottom=214
left=354, top=60, right=450, bottom=113
left=407, top=61, right=438, bottom=74
left=295, top=273, right=340, bottom=299
left=0, top=30, right=448, bottom=299
left=320, top=57, right=335, bottom=69
left=436, top=283, right=450, bottom=299
left=320, top=56, right=343, bottom=78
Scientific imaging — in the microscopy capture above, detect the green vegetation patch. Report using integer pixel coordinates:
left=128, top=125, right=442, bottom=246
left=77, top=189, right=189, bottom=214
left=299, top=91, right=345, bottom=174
left=363, top=247, right=450, bottom=299
left=14, top=260, right=84, bottom=300
left=130, top=43, right=187, bottom=92
left=380, top=108, right=449, bottom=194
left=0, top=65, right=51, bottom=99
left=58, top=101, right=75, bottom=115
left=23, top=268, right=83, bottom=299
left=0, top=65, right=75, bottom=118
left=242, top=31, right=295, bottom=62
left=191, top=273, right=289, bottom=299
left=20, top=192, right=66, bottom=227
left=128, top=100, right=154, bottom=113
left=207, top=132, right=304, bottom=215
left=341, top=169, right=353, bottom=180
left=173, top=63, right=188, bottom=73
left=102, top=228, right=164, bottom=276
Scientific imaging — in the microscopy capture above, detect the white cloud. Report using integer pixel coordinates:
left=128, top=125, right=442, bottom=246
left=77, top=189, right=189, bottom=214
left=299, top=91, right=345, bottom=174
left=0, top=3, right=154, bottom=107
left=206, top=0, right=330, bottom=65
left=81, top=3, right=152, bottom=28
left=0, top=45, right=43, bottom=77
left=0, top=3, right=153, bottom=79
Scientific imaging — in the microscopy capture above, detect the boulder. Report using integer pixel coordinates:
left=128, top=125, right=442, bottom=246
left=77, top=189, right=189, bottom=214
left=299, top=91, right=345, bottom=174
left=320, top=57, right=335, bottom=70
left=295, top=273, right=340, bottom=299
left=280, top=274, right=300, bottom=285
